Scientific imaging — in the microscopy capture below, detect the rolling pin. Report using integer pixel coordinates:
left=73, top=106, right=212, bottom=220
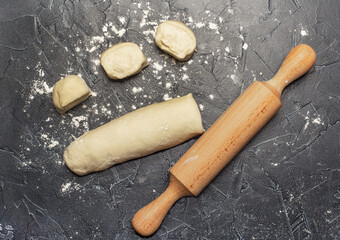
left=132, top=44, right=316, bottom=236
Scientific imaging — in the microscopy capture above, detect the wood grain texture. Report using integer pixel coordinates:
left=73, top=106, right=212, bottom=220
left=268, top=44, right=317, bottom=94
left=132, top=174, right=192, bottom=236
left=171, top=81, right=281, bottom=196
left=132, top=44, right=316, bottom=236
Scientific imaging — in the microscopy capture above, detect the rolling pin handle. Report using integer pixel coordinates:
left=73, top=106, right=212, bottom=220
left=268, top=44, right=316, bottom=94
left=132, top=174, right=192, bottom=237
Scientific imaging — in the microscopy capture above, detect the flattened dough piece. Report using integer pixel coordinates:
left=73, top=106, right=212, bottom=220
left=101, top=42, right=148, bottom=79
left=52, top=75, right=91, bottom=114
left=155, top=20, right=196, bottom=61
left=64, top=94, right=204, bottom=176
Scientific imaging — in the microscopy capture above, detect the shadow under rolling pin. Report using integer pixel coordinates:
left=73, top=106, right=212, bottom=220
left=132, top=44, right=316, bottom=237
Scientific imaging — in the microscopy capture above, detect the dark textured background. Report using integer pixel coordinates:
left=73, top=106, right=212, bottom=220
left=0, top=0, right=339, bottom=239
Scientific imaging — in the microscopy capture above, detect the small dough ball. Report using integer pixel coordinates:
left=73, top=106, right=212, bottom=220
left=64, top=94, right=204, bottom=176
left=52, top=75, right=91, bottom=114
left=155, top=20, right=196, bottom=61
left=101, top=42, right=148, bottom=79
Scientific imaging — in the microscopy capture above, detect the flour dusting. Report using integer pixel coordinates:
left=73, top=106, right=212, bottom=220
left=40, top=133, right=60, bottom=150
left=182, top=74, right=189, bottom=81
left=71, top=116, right=89, bottom=130
left=163, top=94, right=172, bottom=101
left=132, top=87, right=143, bottom=94
left=301, top=29, right=309, bottom=36
left=153, top=62, right=163, bottom=72
left=194, top=22, right=205, bottom=28
left=118, top=16, right=126, bottom=24
left=92, top=36, right=105, bottom=43
left=199, top=104, right=204, bottom=111
left=61, top=181, right=81, bottom=193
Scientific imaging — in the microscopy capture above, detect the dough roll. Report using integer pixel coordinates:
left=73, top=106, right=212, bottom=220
left=64, top=94, right=204, bottom=176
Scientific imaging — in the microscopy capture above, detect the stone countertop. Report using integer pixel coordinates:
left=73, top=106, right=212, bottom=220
left=0, top=0, right=339, bottom=239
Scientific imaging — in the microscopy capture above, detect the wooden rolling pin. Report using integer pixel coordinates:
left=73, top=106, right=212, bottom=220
left=132, top=44, right=316, bottom=236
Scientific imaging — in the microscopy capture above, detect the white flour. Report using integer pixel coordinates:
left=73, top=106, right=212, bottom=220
left=163, top=94, right=172, bottom=101
left=301, top=29, right=308, bottom=36
left=61, top=181, right=82, bottom=193
left=182, top=74, right=189, bottom=81
left=40, top=133, right=60, bottom=150
left=29, top=79, right=53, bottom=99
left=132, top=87, right=143, bottom=94
left=199, top=104, right=204, bottom=111
left=195, top=22, right=205, bottom=28
left=71, top=116, right=89, bottom=130
left=118, top=16, right=126, bottom=24
left=153, top=62, right=163, bottom=72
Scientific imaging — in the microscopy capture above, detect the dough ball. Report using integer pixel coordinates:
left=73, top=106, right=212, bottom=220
left=155, top=20, right=196, bottom=61
left=101, top=42, right=148, bottom=79
left=64, top=94, right=204, bottom=176
left=52, top=75, right=92, bottom=114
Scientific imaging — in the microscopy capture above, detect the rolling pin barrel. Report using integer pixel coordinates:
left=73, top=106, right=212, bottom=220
left=171, top=81, right=282, bottom=196
left=132, top=44, right=316, bottom=236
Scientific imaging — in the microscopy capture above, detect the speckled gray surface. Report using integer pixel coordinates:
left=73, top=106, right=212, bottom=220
left=0, top=0, right=339, bottom=239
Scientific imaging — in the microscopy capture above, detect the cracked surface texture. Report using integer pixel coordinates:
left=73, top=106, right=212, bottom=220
left=0, top=0, right=339, bottom=239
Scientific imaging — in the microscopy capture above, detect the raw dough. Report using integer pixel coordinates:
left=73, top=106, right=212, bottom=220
left=155, top=20, right=196, bottom=61
left=52, top=75, right=92, bottom=114
left=101, top=42, right=148, bottom=79
left=64, top=94, right=204, bottom=176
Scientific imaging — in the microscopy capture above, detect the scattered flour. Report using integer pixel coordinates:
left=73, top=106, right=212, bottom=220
left=209, top=94, right=214, bottom=100
left=61, top=181, right=81, bottom=193
left=165, top=83, right=171, bottom=89
left=182, top=74, right=189, bottom=81
left=92, top=36, right=105, bottom=43
left=163, top=94, right=172, bottom=101
left=199, top=104, right=204, bottom=111
left=71, top=116, right=89, bottom=130
left=301, top=29, right=308, bottom=36
left=40, top=133, right=59, bottom=150
left=303, top=115, right=324, bottom=131
left=194, top=22, right=205, bottom=28
left=30, top=80, right=53, bottom=98
left=87, top=46, right=98, bottom=53
left=230, top=74, right=238, bottom=84
left=153, top=62, right=163, bottom=72
left=208, top=22, right=219, bottom=34
left=303, top=117, right=310, bottom=131
left=38, top=69, right=45, bottom=77
left=102, top=22, right=126, bottom=37
left=132, top=87, right=143, bottom=94
left=118, top=16, right=126, bottom=24
left=48, top=139, right=59, bottom=149
left=312, top=117, right=322, bottom=125
left=111, top=25, right=126, bottom=37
